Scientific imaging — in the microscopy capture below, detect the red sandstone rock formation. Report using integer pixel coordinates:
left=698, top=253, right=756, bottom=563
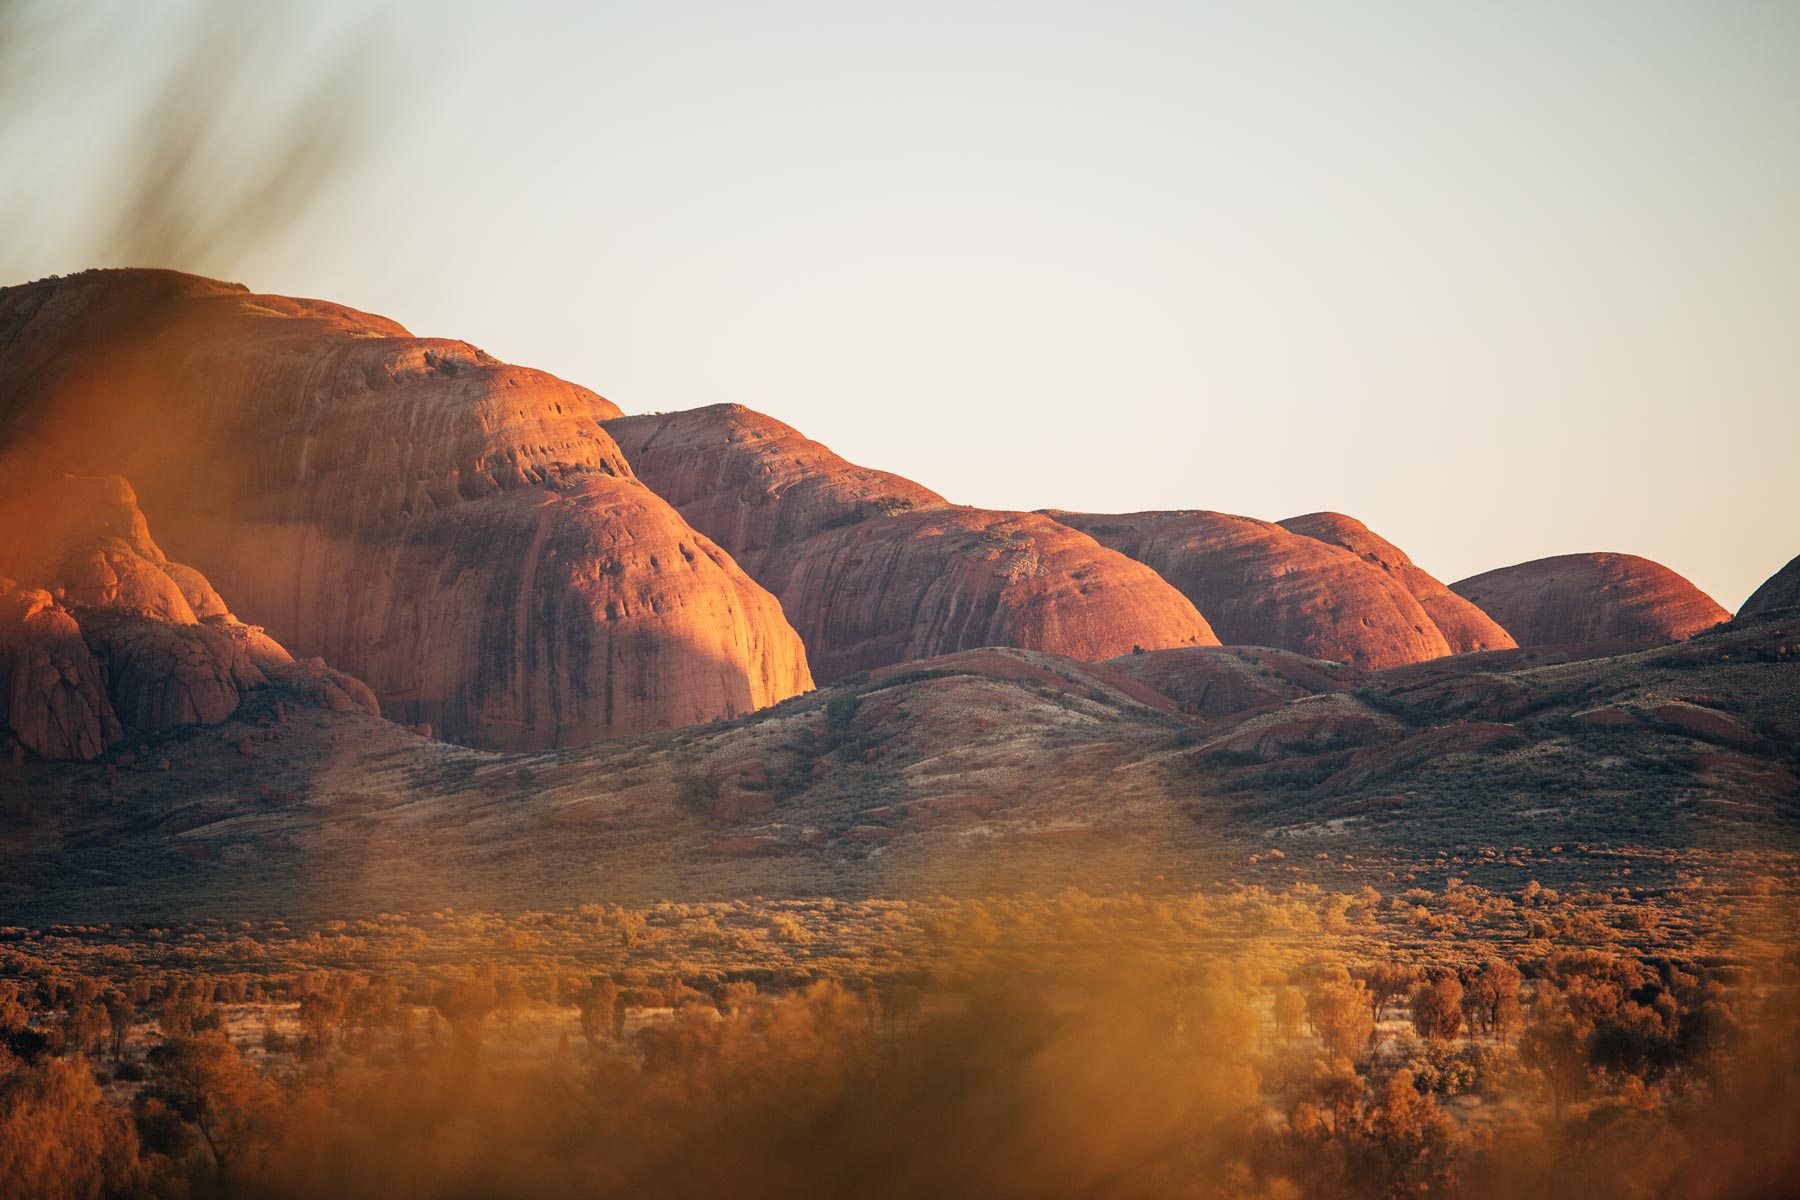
left=0, top=473, right=377, bottom=759
left=1277, top=512, right=1516, bottom=654
left=0, top=581, right=119, bottom=760
left=0, top=270, right=812, bottom=747
left=606, top=405, right=1217, bottom=680
left=1740, top=554, right=1800, bottom=619
left=604, top=403, right=945, bottom=554
left=1449, top=553, right=1728, bottom=648
left=1047, top=509, right=1457, bottom=669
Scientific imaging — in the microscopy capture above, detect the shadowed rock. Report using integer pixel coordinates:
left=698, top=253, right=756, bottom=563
left=1740, top=554, right=1800, bottom=620
left=0, top=472, right=377, bottom=759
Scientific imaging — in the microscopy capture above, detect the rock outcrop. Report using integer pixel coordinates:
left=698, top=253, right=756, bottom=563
left=1047, top=509, right=1459, bottom=669
left=1740, top=554, right=1800, bottom=619
left=1449, top=553, right=1728, bottom=648
left=606, top=405, right=1217, bottom=681
left=0, top=581, right=120, bottom=760
left=0, top=473, right=376, bottom=759
left=1277, top=512, right=1516, bottom=654
left=0, top=270, right=813, bottom=748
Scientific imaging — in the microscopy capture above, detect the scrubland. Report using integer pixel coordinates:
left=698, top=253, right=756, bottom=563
left=4, top=866, right=1798, bottom=1199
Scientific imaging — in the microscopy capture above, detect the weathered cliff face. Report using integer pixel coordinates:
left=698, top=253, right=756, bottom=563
left=0, top=474, right=376, bottom=760
left=604, top=404, right=947, bottom=554
left=0, top=270, right=813, bottom=748
left=606, top=405, right=1218, bottom=681
left=1046, top=509, right=1458, bottom=669
left=1449, top=553, right=1729, bottom=647
left=1740, top=555, right=1800, bottom=620
left=1276, top=512, right=1517, bottom=655
left=741, top=506, right=1220, bottom=681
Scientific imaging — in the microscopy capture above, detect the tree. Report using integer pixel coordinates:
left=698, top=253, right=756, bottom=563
left=148, top=1033, right=280, bottom=1190
left=158, top=981, right=217, bottom=1040
left=433, top=977, right=499, bottom=1053
left=1307, top=967, right=1376, bottom=1060
left=346, top=976, right=403, bottom=1053
left=616, top=909, right=648, bottom=950
left=297, top=991, right=346, bottom=1058
left=0, top=982, right=30, bottom=1037
left=1463, top=959, right=1522, bottom=1039
left=1360, top=963, right=1417, bottom=1023
left=1274, top=987, right=1306, bottom=1046
left=1365, top=1068, right=1458, bottom=1188
left=0, top=1057, right=142, bottom=1198
left=1520, top=1014, right=1589, bottom=1122
left=1291, top=1057, right=1363, bottom=1142
left=721, top=980, right=758, bottom=1016
left=104, top=991, right=135, bottom=1059
left=578, top=979, right=622, bottom=1050
left=58, top=1002, right=108, bottom=1056
left=495, top=969, right=530, bottom=1031
left=1410, top=976, right=1463, bottom=1042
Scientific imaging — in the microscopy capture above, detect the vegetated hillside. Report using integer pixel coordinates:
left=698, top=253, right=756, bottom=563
left=1276, top=511, right=1516, bottom=654
left=0, top=473, right=377, bottom=762
left=0, top=270, right=812, bottom=748
left=3, top=612, right=1795, bottom=922
left=1450, top=553, right=1728, bottom=648
left=1047, top=509, right=1468, bottom=669
left=606, top=404, right=1218, bottom=681
left=1181, top=616, right=1800, bottom=847
left=0, top=647, right=1213, bottom=920
left=1740, top=553, right=1800, bottom=619
left=1101, top=644, right=1368, bottom=719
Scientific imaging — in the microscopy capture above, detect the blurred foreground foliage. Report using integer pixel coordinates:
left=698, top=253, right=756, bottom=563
left=2, top=883, right=1798, bottom=1199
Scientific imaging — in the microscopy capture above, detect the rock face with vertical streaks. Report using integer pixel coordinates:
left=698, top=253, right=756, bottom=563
left=0, top=269, right=813, bottom=748
left=1449, top=553, right=1728, bottom=647
left=605, top=404, right=1218, bottom=681
left=1276, top=511, right=1516, bottom=654
left=1047, top=509, right=1459, bottom=669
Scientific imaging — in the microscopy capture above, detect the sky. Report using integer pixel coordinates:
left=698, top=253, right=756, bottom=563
left=2, top=0, right=1796, bottom=609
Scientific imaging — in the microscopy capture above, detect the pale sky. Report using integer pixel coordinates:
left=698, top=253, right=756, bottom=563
left=4, top=0, right=1796, bottom=609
